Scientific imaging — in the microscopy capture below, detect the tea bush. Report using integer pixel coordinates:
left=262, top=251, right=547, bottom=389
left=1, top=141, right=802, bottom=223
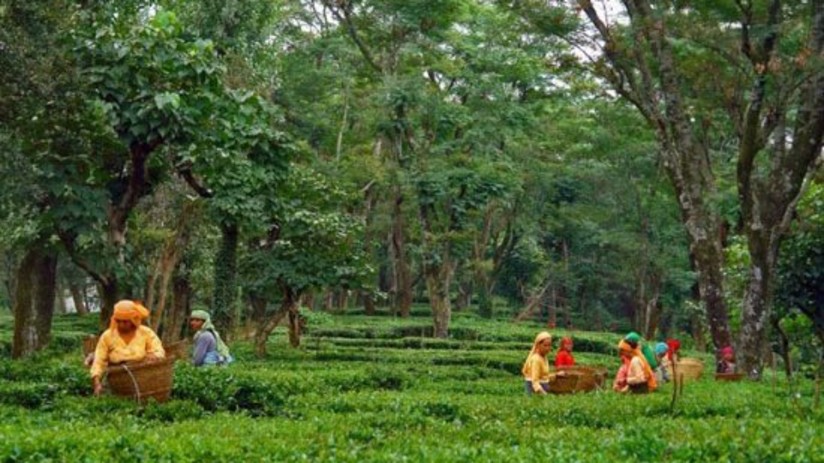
left=0, top=312, right=821, bottom=462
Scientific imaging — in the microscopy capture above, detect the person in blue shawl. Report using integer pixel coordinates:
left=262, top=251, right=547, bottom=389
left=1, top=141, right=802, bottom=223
left=189, top=310, right=233, bottom=366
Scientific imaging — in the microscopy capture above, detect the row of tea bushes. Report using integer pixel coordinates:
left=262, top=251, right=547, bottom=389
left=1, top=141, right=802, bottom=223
left=1, top=381, right=821, bottom=461
left=1, top=312, right=820, bottom=461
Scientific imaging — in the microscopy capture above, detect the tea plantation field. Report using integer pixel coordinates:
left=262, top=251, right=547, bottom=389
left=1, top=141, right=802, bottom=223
left=0, top=311, right=821, bottom=462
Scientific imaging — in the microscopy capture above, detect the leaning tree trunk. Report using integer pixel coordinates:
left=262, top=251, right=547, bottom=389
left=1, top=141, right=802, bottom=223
left=12, top=242, right=57, bottom=358
left=253, top=286, right=299, bottom=356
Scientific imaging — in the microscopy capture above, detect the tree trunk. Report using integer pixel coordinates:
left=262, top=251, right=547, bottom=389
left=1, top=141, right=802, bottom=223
left=336, top=290, right=349, bottom=312
left=12, top=242, right=57, bottom=358
left=55, top=284, right=67, bottom=315
left=253, top=305, right=289, bottom=357
left=635, top=272, right=662, bottom=340
left=163, top=263, right=193, bottom=343
left=248, top=294, right=268, bottom=327
left=324, top=291, right=334, bottom=312
left=739, top=233, right=776, bottom=378
left=455, top=279, right=472, bottom=311
left=288, top=303, right=302, bottom=347
left=577, top=0, right=733, bottom=351
left=212, top=220, right=239, bottom=338
left=2, top=251, right=18, bottom=311
left=477, top=284, right=493, bottom=319
left=361, top=181, right=378, bottom=316
left=302, top=292, right=316, bottom=311
left=390, top=189, right=413, bottom=317
left=98, top=279, right=119, bottom=330
left=772, top=317, right=793, bottom=379
left=362, top=290, right=376, bottom=315
left=426, top=265, right=453, bottom=338
left=736, top=2, right=824, bottom=378
left=148, top=200, right=197, bottom=334
left=68, top=280, right=88, bottom=315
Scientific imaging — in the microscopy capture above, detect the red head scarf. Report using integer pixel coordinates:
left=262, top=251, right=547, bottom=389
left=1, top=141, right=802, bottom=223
left=666, top=338, right=681, bottom=361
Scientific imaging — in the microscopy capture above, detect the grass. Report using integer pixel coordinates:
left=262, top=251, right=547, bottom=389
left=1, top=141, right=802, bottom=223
left=0, top=309, right=821, bottom=462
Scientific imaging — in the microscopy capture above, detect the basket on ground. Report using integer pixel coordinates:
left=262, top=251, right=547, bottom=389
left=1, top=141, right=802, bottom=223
left=106, top=357, right=175, bottom=404
left=715, top=372, right=745, bottom=382
left=674, top=358, right=704, bottom=381
left=549, top=365, right=608, bottom=394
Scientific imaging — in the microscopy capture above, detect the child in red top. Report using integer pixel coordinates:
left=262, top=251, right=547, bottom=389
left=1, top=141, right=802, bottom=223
left=555, top=337, right=576, bottom=367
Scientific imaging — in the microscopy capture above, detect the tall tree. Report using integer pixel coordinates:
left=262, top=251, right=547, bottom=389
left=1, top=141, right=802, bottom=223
left=570, top=0, right=734, bottom=352
left=568, top=1, right=824, bottom=373
left=0, top=0, right=105, bottom=355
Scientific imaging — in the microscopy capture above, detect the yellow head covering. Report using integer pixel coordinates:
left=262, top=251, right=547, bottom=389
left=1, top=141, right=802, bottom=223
left=110, top=299, right=150, bottom=331
left=522, top=331, right=552, bottom=376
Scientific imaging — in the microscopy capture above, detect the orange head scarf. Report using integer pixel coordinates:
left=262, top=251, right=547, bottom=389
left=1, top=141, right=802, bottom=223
left=617, top=339, right=657, bottom=390
left=522, top=331, right=552, bottom=376
left=618, top=339, right=635, bottom=358
left=110, top=299, right=150, bottom=331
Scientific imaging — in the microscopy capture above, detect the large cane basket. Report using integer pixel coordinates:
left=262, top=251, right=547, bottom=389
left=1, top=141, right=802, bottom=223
left=549, top=365, right=608, bottom=394
left=106, top=357, right=175, bottom=404
left=675, top=358, right=704, bottom=381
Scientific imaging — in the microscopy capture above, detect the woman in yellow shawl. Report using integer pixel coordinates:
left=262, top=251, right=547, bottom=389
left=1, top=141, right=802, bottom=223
left=522, top=331, right=557, bottom=395
left=90, top=300, right=165, bottom=396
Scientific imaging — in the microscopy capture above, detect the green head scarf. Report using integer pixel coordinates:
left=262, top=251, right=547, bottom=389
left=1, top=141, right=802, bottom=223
left=624, top=332, right=642, bottom=344
left=190, top=310, right=231, bottom=358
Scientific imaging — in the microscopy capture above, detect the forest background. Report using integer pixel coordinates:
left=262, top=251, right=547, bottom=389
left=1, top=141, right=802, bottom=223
left=0, top=0, right=822, bottom=379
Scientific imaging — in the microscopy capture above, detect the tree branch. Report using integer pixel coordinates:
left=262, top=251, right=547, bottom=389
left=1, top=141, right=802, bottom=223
left=324, top=0, right=383, bottom=74
left=55, top=229, right=108, bottom=287
left=176, top=162, right=214, bottom=198
left=737, top=0, right=782, bottom=223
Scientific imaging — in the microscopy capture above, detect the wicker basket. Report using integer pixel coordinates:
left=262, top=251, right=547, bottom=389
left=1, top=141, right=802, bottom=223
left=715, top=372, right=745, bottom=382
left=165, top=340, right=189, bottom=361
left=675, top=358, right=704, bottom=381
left=549, top=365, right=608, bottom=394
left=106, top=357, right=175, bottom=404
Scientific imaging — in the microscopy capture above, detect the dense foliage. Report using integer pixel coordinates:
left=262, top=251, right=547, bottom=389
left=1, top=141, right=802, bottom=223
left=0, top=0, right=821, bottom=382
